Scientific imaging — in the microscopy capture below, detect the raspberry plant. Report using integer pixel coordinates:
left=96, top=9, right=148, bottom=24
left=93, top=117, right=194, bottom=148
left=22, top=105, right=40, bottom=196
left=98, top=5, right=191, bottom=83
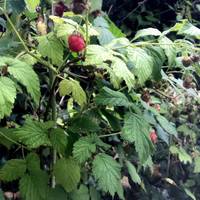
left=0, top=0, right=200, bottom=200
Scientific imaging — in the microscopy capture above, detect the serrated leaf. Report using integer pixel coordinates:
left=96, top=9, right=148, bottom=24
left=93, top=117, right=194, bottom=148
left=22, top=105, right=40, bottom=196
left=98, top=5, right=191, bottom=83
left=133, top=28, right=161, bottom=40
left=56, top=23, right=76, bottom=38
left=172, top=20, right=200, bottom=39
left=85, top=45, right=113, bottom=65
left=26, top=153, right=40, bottom=172
left=156, top=124, right=169, bottom=144
left=90, top=187, right=101, bottom=200
left=19, top=171, right=48, bottom=200
left=15, top=118, right=51, bottom=149
left=70, top=79, right=87, bottom=108
left=0, top=128, right=17, bottom=149
left=170, top=146, right=192, bottom=164
left=6, top=57, right=41, bottom=105
left=59, top=79, right=86, bottom=108
left=95, top=87, right=130, bottom=107
left=156, top=115, right=177, bottom=137
left=122, top=113, right=154, bottom=163
left=105, top=16, right=125, bottom=38
left=69, top=114, right=100, bottom=133
left=47, top=186, right=68, bottom=200
left=159, top=36, right=176, bottom=66
left=54, top=158, right=80, bottom=192
left=194, top=157, right=200, bottom=173
left=90, top=0, right=102, bottom=12
left=101, top=109, right=121, bottom=131
left=111, top=57, right=135, bottom=90
left=73, top=136, right=96, bottom=164
left=71, top=185, right=90, bottom=200
left=50, top=128, right=68, bottom=155
left=25, top=0, right=40, bottom=12
left=92, top=153, right=124, bottom=199
left=0, top=77, right=16, bottom=120
left=127, top=47, right=154, bottom=84
left=0, top=159, right=26, bottom=182
left=59, top=79, right=72, bottom=96
left=126, top=161, right=141, bottom=185
left=37, top=33, right=64, bottom=66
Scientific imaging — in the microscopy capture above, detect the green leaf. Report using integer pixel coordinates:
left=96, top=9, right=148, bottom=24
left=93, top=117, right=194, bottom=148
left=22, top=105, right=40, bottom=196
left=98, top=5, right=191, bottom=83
left=54, top=158, right=80, bottom=192
left=127, top=47, right=154, bottom=84
left=50, top=128, right=68, bottom=155
left=145, top=46, right=165, bottom=80
left=95, top=87, right=130, bottom=107
left=70, top=79, right=87, bottom=108
left=90, top=0, right=102, bottom=12
left=110, top=57, right=135, bottom=90
left=37, top=33, right=64, bottom=66
left=69, top=114, right=100, bottom=133
left=133, top=28, right=161, bottom=40
left=122, top=113, right=154, bottom=163
left=0, top=189, right=5, bottom=200
left=184, top=188, right=196, bottom=200
left=71, top=185, right=90, bottom=200
left=92, top=153, right=124, bottom=199
left=6, top=57, right=41, bottom=105
left=105, top=16, right=125, bottom=38
left=15, top=118, right=51, bottom=149
left=47, top=187, right=68, bottom=200
left=156, top=115, right=177, bottom=137
left=170, top=146, right=192, bottom=164
left=0, top=159, right=26, bottom=182
left=156, top=124, right=169, bottom=144
left=59, top=78, right=87, bottom=108
left=19, top=171, right=48, bottom=200
left=0, top=128, right=17, bottom=149
left=85, top=45, right=113, bottom=65
left=101, top=109, right=121, bottom=131
left=126, top=161, right=141, bottom=185
left=25, top=0, right=40, bottom=12
left=26, top=153, right=40, bottom=172
left=56, top=23, right=77, bottom=38
left=73, top=136, right=96, bottom=164
left=0, top=77, right=16, bottom=120
left=90, top=187, right=101, bottom=200
left=172, top=20, right=200, bottom=39
left=194, top=157, right=200, bottom=173
left=158, top=36, right=176, bottom=66
left=93, top=16, right=115, bottom=45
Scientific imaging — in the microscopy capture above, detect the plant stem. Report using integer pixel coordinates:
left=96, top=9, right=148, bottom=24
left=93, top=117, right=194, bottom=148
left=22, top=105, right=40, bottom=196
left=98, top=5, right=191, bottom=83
left=0, top=7, right=57, bottom=74
left=49, top=70, right=57, bottom=188
left=99, top=132, right=122, bottom=138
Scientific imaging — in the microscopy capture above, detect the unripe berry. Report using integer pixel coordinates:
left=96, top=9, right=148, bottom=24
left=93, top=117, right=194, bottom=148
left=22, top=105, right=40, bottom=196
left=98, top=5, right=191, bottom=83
left=150, top=130, right=157, bottom=144
left=182, top=56, right=192, bottom=67
left=68, top=33, right=86, bottom=52
left=190, top=55, right=200, bottom=63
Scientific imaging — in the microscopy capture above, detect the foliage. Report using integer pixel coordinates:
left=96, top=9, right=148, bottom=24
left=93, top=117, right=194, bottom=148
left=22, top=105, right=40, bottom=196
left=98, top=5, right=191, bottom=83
left=0, top=0, right=199, bottom=200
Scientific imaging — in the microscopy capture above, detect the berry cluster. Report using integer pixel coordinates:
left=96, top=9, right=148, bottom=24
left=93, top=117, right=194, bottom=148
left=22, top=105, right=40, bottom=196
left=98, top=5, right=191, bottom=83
left=182, top=55, right=200, bottom=67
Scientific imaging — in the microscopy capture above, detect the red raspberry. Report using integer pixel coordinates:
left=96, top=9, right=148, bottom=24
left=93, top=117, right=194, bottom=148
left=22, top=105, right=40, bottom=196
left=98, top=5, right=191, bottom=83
left=68, top=34, right=86, bottom=52
left=150, top=130, right=158, bottom=144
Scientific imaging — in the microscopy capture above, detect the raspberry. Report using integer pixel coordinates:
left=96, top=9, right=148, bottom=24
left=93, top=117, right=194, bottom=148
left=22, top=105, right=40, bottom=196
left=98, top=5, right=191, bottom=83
left=68, top=33, right=86, bottom=52
left=54, top=1, right=69, bottom=17
left=150, top=130, right=157, bottom=144
left=182, top=56, right=192, bottom=67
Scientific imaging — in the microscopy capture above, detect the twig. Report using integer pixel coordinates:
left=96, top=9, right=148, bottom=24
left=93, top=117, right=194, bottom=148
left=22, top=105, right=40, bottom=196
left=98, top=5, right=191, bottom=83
left=99, top=132, right=122, bottom=138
